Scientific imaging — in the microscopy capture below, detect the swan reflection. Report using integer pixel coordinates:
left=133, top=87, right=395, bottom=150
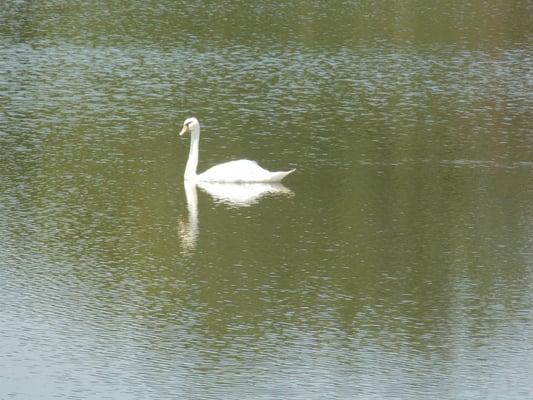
left=177, top=180, right=199, bottom=254
left=177, top=180, right=293, bottom=252
left=196, top=181, right=293, bottom=207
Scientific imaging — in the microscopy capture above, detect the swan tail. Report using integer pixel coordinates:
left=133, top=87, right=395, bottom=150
left=269, top=169, right=296, bottom=182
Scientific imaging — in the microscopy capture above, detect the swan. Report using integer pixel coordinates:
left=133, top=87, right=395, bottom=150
left=179, top=117, right=295, bottom=183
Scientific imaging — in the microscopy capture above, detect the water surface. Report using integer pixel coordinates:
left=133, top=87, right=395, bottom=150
left=1, top=1, right=531, bottom=399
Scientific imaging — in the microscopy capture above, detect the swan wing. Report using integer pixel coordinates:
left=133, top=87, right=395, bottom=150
left=198, top=159, right=294, bottom=183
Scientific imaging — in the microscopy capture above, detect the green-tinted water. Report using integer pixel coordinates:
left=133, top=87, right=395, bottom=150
left=1, top=1, right=531, bottom=399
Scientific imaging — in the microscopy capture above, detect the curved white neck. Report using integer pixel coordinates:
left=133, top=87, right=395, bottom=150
left=184, top=125, right=200, bottom=180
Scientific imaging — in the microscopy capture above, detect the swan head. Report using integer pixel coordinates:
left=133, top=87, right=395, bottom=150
left=179, top=117, right=199, bottom=136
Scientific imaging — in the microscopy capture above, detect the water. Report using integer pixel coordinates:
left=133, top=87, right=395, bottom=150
left=1, top=1, right=531, bottom=399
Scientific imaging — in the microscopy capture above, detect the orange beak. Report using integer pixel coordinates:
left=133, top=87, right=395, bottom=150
left=179, top=124, right=189, bottom=136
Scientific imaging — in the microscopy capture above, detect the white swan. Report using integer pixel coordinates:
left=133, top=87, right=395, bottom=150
left=179, top=117, right=295, bottom=182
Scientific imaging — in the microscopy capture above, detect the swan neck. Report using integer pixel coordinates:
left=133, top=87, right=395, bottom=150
left=185, top=125, right=200, bottom=180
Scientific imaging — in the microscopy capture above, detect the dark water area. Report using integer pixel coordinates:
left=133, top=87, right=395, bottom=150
left=1, top=1, right=531, bottom=399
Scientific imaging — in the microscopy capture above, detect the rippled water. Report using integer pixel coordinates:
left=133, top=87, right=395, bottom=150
left=1, top=1, right=532, bottom=399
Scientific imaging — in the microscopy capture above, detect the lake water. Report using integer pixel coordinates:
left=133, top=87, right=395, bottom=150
left=1, top=1, right=531, bottom=399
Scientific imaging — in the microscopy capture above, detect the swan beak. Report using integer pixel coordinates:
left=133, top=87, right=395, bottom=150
left=179, top=124, right=189, bottom=136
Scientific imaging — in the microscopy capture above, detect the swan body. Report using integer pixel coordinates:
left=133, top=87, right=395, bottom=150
left=179, top=117, right=295, bottom=183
